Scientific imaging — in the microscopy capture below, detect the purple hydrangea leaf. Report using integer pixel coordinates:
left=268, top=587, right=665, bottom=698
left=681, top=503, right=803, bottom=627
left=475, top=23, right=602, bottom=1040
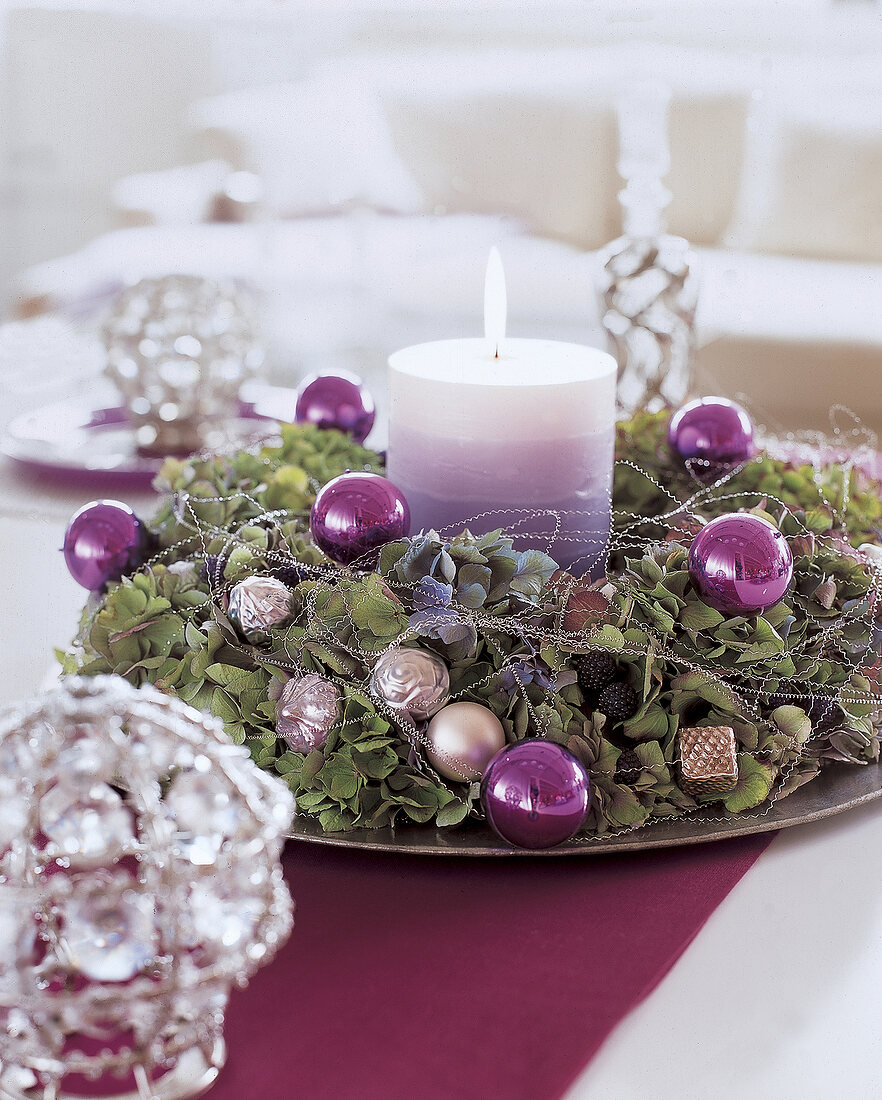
left=455, top=584, right=487, bottom=610
left=431, top=548, right=456, bottom=583
left=436, top=618, right=477, bottom=648
left=412, top=576, right=453, bottom=611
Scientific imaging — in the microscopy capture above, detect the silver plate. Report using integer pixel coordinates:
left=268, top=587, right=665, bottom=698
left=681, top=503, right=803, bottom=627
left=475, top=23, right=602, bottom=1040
left=0, top=382, right=293, bottom=486
left=289, top=762, right=882, bottom=856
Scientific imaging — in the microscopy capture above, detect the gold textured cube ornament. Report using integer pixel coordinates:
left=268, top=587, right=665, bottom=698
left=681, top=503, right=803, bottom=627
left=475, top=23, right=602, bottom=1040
left=679, top=725, right=738, bottom=797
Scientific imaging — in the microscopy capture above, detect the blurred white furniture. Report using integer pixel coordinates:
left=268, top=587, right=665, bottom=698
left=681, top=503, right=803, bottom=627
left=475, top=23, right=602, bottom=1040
left=5, top=12, right=882, bottom=434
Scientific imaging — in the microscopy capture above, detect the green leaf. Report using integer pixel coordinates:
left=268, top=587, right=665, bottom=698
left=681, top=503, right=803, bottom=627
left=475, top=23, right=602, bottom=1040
left=723, top=757, right=774, bottom=813
left=771, top=705, right=812, bottom=745
left=185, top=621, right=207, bottom=648
left=596, top=780, right=651, bottom=828
left=436, top=801, right=470, bottom=827
left=680, top=602, right=725, bottom=633
left=205, top=663, right=259, bottom=695
left=589, top=624, right=626, bottom=651
left=622, top=704, right=669, bottom=742
left=210, top=688, right=241, bottom=726
left=510, top=549, right=558, bottom=600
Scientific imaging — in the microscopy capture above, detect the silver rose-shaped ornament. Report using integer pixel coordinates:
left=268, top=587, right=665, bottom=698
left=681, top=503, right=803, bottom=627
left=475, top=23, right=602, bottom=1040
left=276, top=673, right=340, bottom=752
left=370, top=647, right=450, bottom=722
left=228, top=575, right=292, bottom=636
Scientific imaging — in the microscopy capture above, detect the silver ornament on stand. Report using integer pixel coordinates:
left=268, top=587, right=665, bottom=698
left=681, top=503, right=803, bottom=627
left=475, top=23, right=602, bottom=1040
left=597, top=83, right=698, bottom=417
left=103, top=274, right=265, bottom=455
left=0, top=675, right=294, bottom=1100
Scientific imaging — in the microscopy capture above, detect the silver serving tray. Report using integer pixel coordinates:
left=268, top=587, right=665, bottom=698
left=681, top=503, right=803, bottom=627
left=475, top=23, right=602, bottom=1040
left=288, top=762, right=882, bottom=856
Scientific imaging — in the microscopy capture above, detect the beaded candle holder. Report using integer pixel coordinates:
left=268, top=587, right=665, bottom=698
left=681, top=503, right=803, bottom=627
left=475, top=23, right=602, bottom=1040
left=598, top=83, right=698, bottom=416
left=103, top=275, right=264, bottom=456
left=0, top=675, right=293, bottom=1100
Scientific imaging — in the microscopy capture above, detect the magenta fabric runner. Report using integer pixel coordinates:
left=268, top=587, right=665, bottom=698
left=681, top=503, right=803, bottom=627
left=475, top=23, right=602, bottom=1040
left=211, top=834, right=773, bottom=1100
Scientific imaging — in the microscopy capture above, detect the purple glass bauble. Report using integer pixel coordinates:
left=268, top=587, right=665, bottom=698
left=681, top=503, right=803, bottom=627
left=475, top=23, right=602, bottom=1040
left=310, top=471, right=410, bottom=565
left=688, top=513, right=793, bottom=615
left=480, top=739, right=591, bottom=850
left=668, top=397, right=755, bottom=475
left=63, top=500, right=147, bottom=590
left=295, top=371, right=376, bottom=444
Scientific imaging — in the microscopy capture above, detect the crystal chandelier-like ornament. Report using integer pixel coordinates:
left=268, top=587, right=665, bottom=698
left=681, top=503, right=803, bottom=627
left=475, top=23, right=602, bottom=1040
left=598, top=83, right=698, bottom=417
left=103, top=274, right=265, bottom=455
left=0, top=675, right=294, bottom=1100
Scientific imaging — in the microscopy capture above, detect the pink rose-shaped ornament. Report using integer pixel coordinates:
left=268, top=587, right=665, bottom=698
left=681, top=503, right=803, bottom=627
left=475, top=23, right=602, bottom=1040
left=275, top=673, right=340, bottom=753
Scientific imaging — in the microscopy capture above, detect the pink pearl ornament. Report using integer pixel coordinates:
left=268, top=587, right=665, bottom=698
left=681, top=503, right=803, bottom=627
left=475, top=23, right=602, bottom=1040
left=423, top=702, right=506, bottom=783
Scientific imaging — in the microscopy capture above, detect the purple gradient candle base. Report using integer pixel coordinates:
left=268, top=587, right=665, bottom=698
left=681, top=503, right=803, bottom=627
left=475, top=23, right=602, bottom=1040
left=387, top=334, right=617, bottom=580
left=388, top=426, right=613, bottom=577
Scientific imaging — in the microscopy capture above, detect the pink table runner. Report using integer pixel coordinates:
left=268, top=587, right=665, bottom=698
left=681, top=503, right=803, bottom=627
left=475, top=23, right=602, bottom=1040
left=211, top=834, right=773, bottom=1100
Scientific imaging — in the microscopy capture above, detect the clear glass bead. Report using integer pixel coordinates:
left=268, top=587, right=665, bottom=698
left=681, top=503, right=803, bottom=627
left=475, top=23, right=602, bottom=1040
left=0, top=779, right=30, bottom=851
left=39, top=783, right=135, bottom=865
left=166, top=771, right=243, bottom=841
left=63, top=884, right=157, bottom=983
left=189, top=880, right=263, bottom=952
left=103, top=274, right=264, bottom=455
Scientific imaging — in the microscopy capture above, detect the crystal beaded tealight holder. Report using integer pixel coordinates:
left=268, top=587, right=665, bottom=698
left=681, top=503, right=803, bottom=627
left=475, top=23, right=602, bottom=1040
left=0, top=675, right=294, bottom=1100
left=103, top=274, right=264, bottom=456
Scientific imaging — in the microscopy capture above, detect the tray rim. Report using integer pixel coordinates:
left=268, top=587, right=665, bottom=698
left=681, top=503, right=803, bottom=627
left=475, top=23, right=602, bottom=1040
left=287, top=760, right=882, bottom=857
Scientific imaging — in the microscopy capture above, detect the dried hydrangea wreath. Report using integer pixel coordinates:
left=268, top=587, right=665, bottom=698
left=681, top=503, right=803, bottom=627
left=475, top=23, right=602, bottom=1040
left=60, top=409, right=882, bottom=846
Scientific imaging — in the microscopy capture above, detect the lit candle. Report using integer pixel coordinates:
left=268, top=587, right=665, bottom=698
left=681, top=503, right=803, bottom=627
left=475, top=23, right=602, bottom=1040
left=386, top=250, right=617, bottom=577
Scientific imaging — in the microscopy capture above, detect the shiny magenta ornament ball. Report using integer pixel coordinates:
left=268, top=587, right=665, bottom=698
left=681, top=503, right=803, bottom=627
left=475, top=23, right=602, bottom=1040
left=295, top=371, right=376, bottom=443
left=63, top=499, right=147, bottom=590
left=481, top=739, right=591, bottom=849
left=688, top=513, right=793, bottom=616
left=309, top=471, right=410, bottom=565
left=668, top=397, right=755, bottom=476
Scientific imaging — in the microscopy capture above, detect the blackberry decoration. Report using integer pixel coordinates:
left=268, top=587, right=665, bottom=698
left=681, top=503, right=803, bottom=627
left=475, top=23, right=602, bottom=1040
left=573, top=651, right=618, bottom=691
left=614, top=748, right=642, bottom=784
left=271, top=564, right=307, bottom=589
left=767, top=685, right=844, bottom=730
left=598, top=680, right=639, bottom=721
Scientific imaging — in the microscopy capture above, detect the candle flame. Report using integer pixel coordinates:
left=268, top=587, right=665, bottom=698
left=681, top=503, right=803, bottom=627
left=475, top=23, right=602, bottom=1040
left=484, top=246, right=507, bottom=356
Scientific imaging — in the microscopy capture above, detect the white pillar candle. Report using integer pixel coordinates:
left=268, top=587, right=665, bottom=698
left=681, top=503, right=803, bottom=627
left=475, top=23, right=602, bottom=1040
left=386, top=250, right=617, bottom=577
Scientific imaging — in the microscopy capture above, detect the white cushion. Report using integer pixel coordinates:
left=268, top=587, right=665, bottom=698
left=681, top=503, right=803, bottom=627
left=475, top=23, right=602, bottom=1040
left=727, top=93, right=882, bottom=263
left=694, top=246, right=882, bottom=435
left=189, top=68, right=425, bottom=217
left=111, top=160, right=234, bottom=226
left=188, top=46, right=753, bottom=249
left=376, top=45, right=754, bottom=249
